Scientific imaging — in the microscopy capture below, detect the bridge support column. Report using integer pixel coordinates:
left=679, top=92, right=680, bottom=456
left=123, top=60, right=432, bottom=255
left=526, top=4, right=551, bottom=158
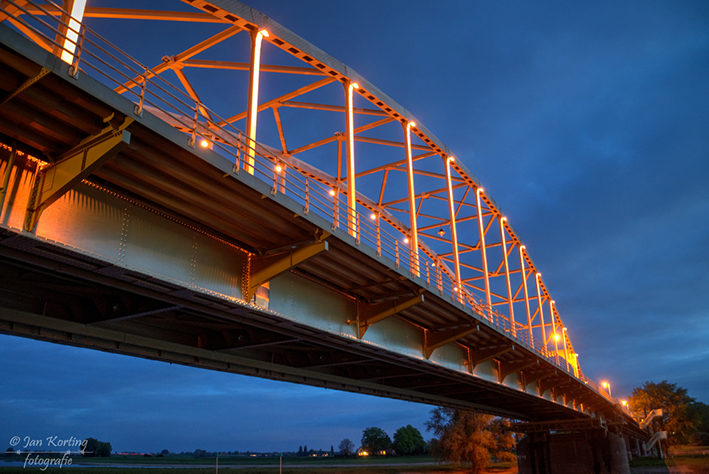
left=517, top=430, right=630, bottom=474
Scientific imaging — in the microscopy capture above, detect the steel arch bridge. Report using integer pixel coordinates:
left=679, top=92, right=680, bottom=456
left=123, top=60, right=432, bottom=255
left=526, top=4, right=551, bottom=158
left=0, top=0, right=643, bottom=436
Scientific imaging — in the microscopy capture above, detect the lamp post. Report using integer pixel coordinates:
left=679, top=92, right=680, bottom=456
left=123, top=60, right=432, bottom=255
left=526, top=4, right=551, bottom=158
left=602, top=381, right=612, bottom=397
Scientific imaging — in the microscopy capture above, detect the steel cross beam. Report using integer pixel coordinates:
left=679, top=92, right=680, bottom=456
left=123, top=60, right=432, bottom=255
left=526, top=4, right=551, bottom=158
left=245, top=240, right=328, bottom=302
left=114, top=25, right=243, bottom=95
left=22, top=6, right=231, bottom=23
left=353, top=294, right=424, bottom=338
left=24, top=116, right=133, bottom=232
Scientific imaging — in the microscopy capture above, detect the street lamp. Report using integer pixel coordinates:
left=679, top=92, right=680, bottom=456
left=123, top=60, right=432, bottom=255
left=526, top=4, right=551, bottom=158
left=602, top=381, right=612, bottom=397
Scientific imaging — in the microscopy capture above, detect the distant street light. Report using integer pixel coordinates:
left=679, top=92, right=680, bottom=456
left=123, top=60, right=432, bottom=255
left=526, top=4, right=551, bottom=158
left=602, top=381, right=612, bottom=397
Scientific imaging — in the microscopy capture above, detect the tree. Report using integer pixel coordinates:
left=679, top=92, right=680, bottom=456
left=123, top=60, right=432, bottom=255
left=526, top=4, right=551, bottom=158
left=629, top=381, right=696, bottom=446
left=425, top=407, right=516, bottom=474
left=393, top=425, right=427, bottom=455
left=361, top=427, right=391, bottom=454
left=338, top=438, right=355, bottom=456
left=82, top=438, right=112, bottom=457
left=688, top=402, right=709, bottom=445
left=426, top=407, right=493, bottom=474
left=487, top=418, right=516, bottom=462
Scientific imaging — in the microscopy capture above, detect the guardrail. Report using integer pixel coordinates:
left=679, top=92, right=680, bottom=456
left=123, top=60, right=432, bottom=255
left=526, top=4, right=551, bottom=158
left=1, top=0, right=613, bottom=397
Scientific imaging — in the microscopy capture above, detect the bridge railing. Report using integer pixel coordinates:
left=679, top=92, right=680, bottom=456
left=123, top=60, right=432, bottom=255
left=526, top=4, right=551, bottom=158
left=3, top=0, right=592, bottom=388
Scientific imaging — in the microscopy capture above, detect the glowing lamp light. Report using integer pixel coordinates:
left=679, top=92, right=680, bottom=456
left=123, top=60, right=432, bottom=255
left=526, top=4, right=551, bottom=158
left=536, top=272, right=542, bottom=278
left=553, top=333, right=560, bottom=342
left=477, top=187, right=485, bottom=194
left=351, top=82, right=360, bottom=89
left=329, top=189, right=336, bottom=196
left=409, top=121, right=416, bottom=128
left=259, top=29, right=269, bottom=37
left=437, top=228, right=445, bottom=236
left=621, top=400, right=628, bottom=406
left=404, top=237, right=409, bottom=243
left=370, top=213, right=376, bottom=220
left=60, top=0, right=87, bottom=64
left=275, top=165, right=282, bottom=172
left=521, top=245, right=526, bottom=250
left=199, top=139, right=209, bottom=148
left=448, top=156, right=455, bottom=162
left=501, top=217, right=507, bottom=222
left=602, top=381, right=609, bottom=388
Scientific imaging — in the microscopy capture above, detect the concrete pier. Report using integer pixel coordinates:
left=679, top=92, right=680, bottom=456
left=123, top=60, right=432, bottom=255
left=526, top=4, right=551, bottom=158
left=517, top=430, right=630, bottom=474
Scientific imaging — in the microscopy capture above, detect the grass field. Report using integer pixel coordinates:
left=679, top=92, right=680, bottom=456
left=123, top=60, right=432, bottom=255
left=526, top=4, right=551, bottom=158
left=3, top=453, right=439, bottom=466
left=0, top=464, right=517, bottom=474
left=0, top=455, right=517, bottom=474
left=0, top=469, right=450, bottom=474
left=2, top=451, right=707, bottom=473
left=630, top=453, right=709, bottom=473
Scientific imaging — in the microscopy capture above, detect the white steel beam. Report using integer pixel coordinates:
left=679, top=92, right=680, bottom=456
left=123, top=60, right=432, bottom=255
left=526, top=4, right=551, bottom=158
left=519, top=246, right=533, bottom=341
left=58, top=0, right=86, bottom=64
left=535, top=273, right=547, bottom=351
left=445, top=156, right=462, bottom=302
left=404, top=121, right=419, bottom=276
left=500, top=217, right=515, bottom=334
left=246, top=28, right=269, bottom=174
left=345, top=81, right=358, bottom=238
left=476, top=188, right=491, bottom=315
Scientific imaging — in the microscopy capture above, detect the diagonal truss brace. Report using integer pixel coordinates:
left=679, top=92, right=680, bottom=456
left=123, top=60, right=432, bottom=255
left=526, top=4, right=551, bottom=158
left=353, top=293, right=424, bottom=338
left=425, top=324, right=478, bottom=359
left=24, top=116, right=133, bottom=232
left=0, top=67, right=50, bottom=107
left=246, top=240, right=328, bottom=302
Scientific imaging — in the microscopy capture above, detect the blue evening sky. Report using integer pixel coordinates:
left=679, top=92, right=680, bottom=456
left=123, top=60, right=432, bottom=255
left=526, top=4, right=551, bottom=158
left=1, top=0, right=708, bottom=454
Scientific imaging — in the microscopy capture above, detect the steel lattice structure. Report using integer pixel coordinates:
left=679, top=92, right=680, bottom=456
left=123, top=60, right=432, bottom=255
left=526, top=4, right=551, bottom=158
left=0, top=0, right=644, bottom=427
